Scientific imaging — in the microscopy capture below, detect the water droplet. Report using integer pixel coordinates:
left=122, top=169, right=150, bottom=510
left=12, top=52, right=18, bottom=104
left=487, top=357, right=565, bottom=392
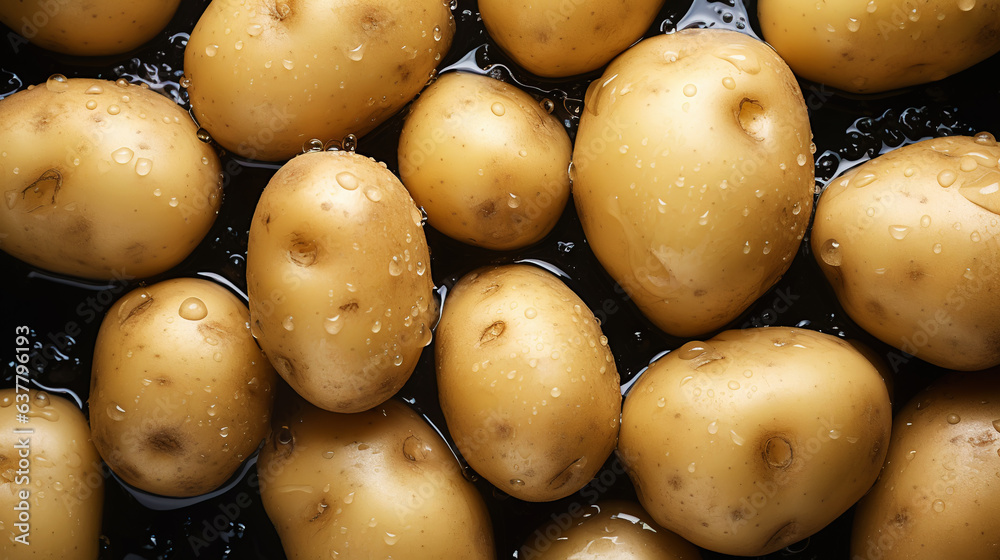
left=820, top=238, right=843, bottom=266
left=343, top=492, right=355, bottom=504
left=933, top=243, right=943, bottom=254
left=506, top=193, right=520, bottom=208
left=946, top=413, right=961, bottom=424
left=550, top=387, right=561, bottom=398
left=742, top=241, right=751, bottom=254
left=683, top=84, right=697, bottom=97
left=347, top=43, right=366, bottom=61
left=205, top=44, right=219, bottom=57
left=364, top=186, right=382, bottom=202
left=938, top=170, right=957, bottom=187
left=960, top=156, right=979, bottom=172
left=278, top=316, right=293, bottom=332
left=283, top=59, right=294, bottom=70
left=371, top=320, right=382, bottom=333
left=523, top=308, right=537, bottom=319
left=932, top=499, right=946, bottom=512
left=730, top=430, right=745, bottom=446
left=707, top=420, right=718, bottom=434
left=889, top=225, right=910, bottom=240
left=491, top=102, right=505, bottom=116
left=179, top=297, right=208, bottom=320
left=722, top=77, right=735, bottom=89
left=687, top=462, right=696, bottom=473
left=539, top=99, right=555, bottom=113
left=107, top=403, right=126, bottom=421
left=323, top=450, right=336, bottom=459
left=958, top=0, right=975, bottom=11
left=84, top=84, right=104, bottom=95
left=727, top=380, right=740, bottom=390
left=992, top=419, right=1000, bottom=432
left=656, top=397, right=666, bottom=408
left=384, top=531, right=400, bottom=545
left=388, top=256, right=403, bottom=276
left=45, top=74, right=69, bottom=93
left=112, top=147, right=134, bottom=164
left=135, top=158, right=152, bottom=176
left=247, top=23, right=263, bottom=36
left=107, top=104, right=121, bottom=115
left=85, top=100, right=97, bottom=110
left=846, top=17, right=861, bottom=31
left=829, top=429, right=842, bottom=440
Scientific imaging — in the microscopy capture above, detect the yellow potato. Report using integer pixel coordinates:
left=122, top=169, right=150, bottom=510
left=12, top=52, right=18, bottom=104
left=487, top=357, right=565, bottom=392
left=185, top=0, right=454, bottom=161
left=90, top=278, right=277, bottom=497
left=436, top=265, right=621, bottom=502
left=247, top=151, right=436, bottom=413
left=0, top=77, right=222, bottom=280
left=0, top=389, right=103, bottom=560
left=259, top=396, right=495, bottom=560
left=851, top=369, right=1000, bottom=560
left=812, top=134, right=1000, bottom=371
left=479, top=0, right=666, bottom=77
left=0, top=0, right=181, bottom=55
left=572, top=30, right=814, bottom=337
left=519, top=500, right=702, bottom=559
left=398, top=72, right=571, bottom=250
left=759, top=0, right=1000, bottom=93
left=618, top=327, right=891, bottom=556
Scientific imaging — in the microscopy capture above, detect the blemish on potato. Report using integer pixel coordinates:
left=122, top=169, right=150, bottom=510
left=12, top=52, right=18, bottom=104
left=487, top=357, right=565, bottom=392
left=117, top=292, right=154, bottom=325
left=478, top=321, right=506, bottom=345
left=547, top=457, right=584, bottom=490
left=737, top=98, right=767, bottom=141
left=17, top=168, right=62, bottom=212
left=764, top=521, right=799, bottom=550
left=287, top=237, right=318, bottom=267
left=147, top=429, right=184, bottom=454
left=762, top=436, right=793, bottom=469
left=339, top=301, right=359, bottom=312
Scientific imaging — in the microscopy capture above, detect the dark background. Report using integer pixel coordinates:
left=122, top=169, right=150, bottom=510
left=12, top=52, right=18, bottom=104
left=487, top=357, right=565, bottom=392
left=2, top=0, right=998, bottom=558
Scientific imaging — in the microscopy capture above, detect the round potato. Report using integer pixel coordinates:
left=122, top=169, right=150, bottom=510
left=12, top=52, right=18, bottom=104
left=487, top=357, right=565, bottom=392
left=0, top=390, right=104, bottom=560
left=184, top=0, right=454, bottom=161
left=398, top=72, right=571, bottom=250
left=479, top=0, right=666, bottom=77
left=0, top=0, right=181, bottom=56
left=572, top=30, right=814, bottom=337
left=259, top=396, right=495, bottom=560
left=436, top=264, right=621, bottom=502
left=519, top=500, right=702, bottom=559
left=90, top=278, right=277, bottom=497
left=759, top=0, right=1000, bottom=93
left=851, top=369, right=1000, bottom=560
left=812, top=135, right=1000, bottom=371
left=247, top=151, right=436, bottom=413
left=618, top=327, right=891, bottom=556
left=0, top=77, right=222, bottom=280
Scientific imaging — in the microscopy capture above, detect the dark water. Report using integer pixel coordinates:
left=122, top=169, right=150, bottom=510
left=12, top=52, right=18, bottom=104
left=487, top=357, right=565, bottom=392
left=1, top=0, right=998, bottom=558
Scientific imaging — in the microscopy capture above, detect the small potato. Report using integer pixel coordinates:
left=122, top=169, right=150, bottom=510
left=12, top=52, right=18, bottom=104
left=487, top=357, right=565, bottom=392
left=398, top=72, right=571, bottom=250
left=0, top=0, right=181, bottom=56
left=247, top=151, right=436, bottom=413
left=480, top=0, right=666, bottom=77
left=259, top=397, right=495, bottom=560
left=759, top=0, right=1000, bottom=93
left=90, top=278, right=277, bottom=497
left=618, top=327, right=891, bottom=556
left=0, top=77, right=222, bottom=280
left=812, top=135, right=1000, bottom=371
left=0, top=390, right=104, bottom=560
left=572, top=30, right=814, bottom=337
left=185, top=0, right=454, bottom=161
left=519, top=500, right=702, bottom=559
left=436, top=265, right=621, bottom=502
left=851, top=369, right=1000, bottom=560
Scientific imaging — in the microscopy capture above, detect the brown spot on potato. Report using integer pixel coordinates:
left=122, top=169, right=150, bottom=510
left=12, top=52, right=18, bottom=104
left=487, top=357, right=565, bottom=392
left=908, top=264, right=926, bottom=281
left=547, top=457, right=583, bottom=490
left=309, top=499, right=329, bottom=522
left=668, top=476, right=683, bottom=490
left=892, top=509, right=910, bottom=529
left=952, top=430, right=997, bottom=447
left=478, top=321, right=505, bottom=345
left=737, top=98, right=766, bottom=141
left=339, top=301, right=359, bottom=312
left=762, top=436, right=793, bottom=469
left=866, top=299, right=887, bottom=321
left=481, top=283, right=500, bottom=295
left=476, top=199, right=497, bottom=219
left=495, top=422, right=514, bottom=439
left=119, top=294, right=154, bottom=325
left=17, top=168, right=62, bottom=212
left=694, top=289, right=707, bottom=297
left=147, top=429, right=184, bottom=454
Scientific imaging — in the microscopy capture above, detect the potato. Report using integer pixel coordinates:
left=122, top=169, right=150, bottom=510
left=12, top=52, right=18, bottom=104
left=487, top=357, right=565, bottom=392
left=851, top=369, right=1000, bottom=560
left=259, top=396, right=495, bottom=560
left=90, top=278, right=277, bottom=497
left=247, top=151, right=436, bottom=413
left=0, top=0, right=181, bottom=56
left=0, top=390, right=103, bottom=560
left=572, top=30, right=814, bottom=337
left=759, top=0, right=1000, bottom=94
left=436, top=264, right=621, bottom=502
left=398, top=72, right=571, bottom=250
left=479, top=0, right=666, bottom=77
left=184, top=0, right=454, bottom=161
left=519, top=500, right=702, bottom=559
left=0, top=77, right=222, bottom=280
left=812, top=134, right=1000, bottom=371
left=617, top=327, right=891, bottom=556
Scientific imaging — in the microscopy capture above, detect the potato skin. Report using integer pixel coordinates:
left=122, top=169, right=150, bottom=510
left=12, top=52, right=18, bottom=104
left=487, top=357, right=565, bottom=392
left=90, top=278, right=277, bottom=497
left=0, top=78, right=222, bottom=280
left=812, top=135, right=1000, bottom=371
left=759, top=0, right=1000, bottom=93
left=519, top=500, right=702, bottom=560
left=572, top=30, right=814, bottom=337
left=0, top=390, right=104, bottom=560
left=398, top=72, right=571, bottom=250
left=259, top=397, right=495, bottom=560
left=479, top=0, right=666, bottom=77
left=436, top=265, right=621, bottom=502
left=618, top=327, right=891, bottom=556
left=851, top=369, right=1000, bottom=560
left=184, top=0, right=454, bottom=161
left=247, top=151, right=436, bottom=413
left=0, top=0, right=181, bottom=56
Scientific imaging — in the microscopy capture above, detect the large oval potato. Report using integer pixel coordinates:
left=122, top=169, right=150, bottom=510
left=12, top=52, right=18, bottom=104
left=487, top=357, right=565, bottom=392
left=90, top=278, right=277, bottom=497
left=247, top=151, right=436, bottom=413
left=0, top=0, right=181, bottom=55
left=479, top=0, right=666, bottom=77
left=398, top=72, right=571, bottom=250
left=812, top=135, right=1000, bottom=371
left=185, top=0, right=454, bottom=161
left=436, top=265, right=621, bottom=502
left=0, top=390, right=104, bottom=560
left=0, top=77, right=222, bottom=280
left=519, top=500, right=702, bottom=559
left=618, top=327, right=891, bottom=556
left=851, top=369, right=1000, bottom=560
left=259, top=396, right=495, bottom=560
left=759, top=0, right=1000, bottom=93
left=572, top=30, right=814, bottom=337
